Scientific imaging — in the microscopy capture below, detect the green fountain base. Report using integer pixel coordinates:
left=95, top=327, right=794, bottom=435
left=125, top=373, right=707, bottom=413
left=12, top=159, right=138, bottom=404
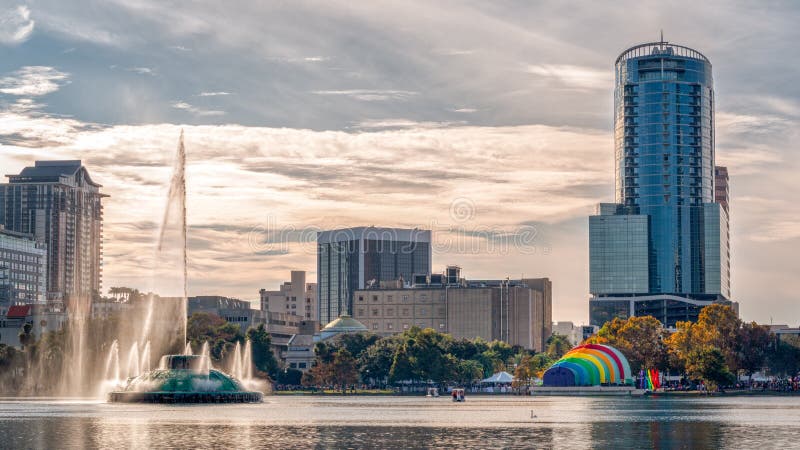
left=108, top=355, right=262, bottom=404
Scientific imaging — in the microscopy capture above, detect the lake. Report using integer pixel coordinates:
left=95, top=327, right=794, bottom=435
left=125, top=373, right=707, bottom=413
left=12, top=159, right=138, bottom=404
left=0, top=395, right=797, bottom=448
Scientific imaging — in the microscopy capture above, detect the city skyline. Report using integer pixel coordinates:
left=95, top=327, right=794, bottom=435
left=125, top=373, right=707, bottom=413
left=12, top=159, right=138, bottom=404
left=1, top=1, right=799, bottom=325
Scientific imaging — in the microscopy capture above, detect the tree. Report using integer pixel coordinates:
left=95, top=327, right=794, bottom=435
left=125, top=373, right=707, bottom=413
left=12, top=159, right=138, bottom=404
left=736, top=322, right=771, bottom=378
left=686, top=347, right=735, bottom=390
left=407, top=328, right=452, bottom=382
left=246, top=324, right=279, bottom=377
left=331, top=349, right=359, bottom=393
left=358, top=338, right=398, bottom=384
left=389, top=343, right=414, bottom=383
left=693, top=304, right=741, bottom=371
left=587, top=316, right=667, bottom=372
left=276, top=368, right=303, bottom=385
left=768, top=336, right=800, bottom=376
left=18, top=323, right=35, bottom=349
left=452, top=358, right=483, bottom=385
left=186, top=312, right=244, bottom=361
left=545, top=334, right=572, bottom=360
left=337, top=333, right=380, bottom=360
left=665, top=320, right=695, bottom=372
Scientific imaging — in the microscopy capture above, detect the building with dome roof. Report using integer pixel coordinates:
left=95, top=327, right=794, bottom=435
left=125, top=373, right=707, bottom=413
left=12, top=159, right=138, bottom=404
left=316, top=314, right=367, bottom=342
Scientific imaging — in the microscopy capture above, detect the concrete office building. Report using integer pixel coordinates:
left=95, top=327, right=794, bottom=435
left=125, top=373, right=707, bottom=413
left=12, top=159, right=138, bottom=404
left=552, top=321, right=599, bottom=346
left=589, top=40, right=732, bottom=328
left=1, top=161, right=105, bottom=308
left=0, top=226, right=47, bottom=309
left=352, top=269, right=552, bottom=351
left=260, top=270, right=318, bottom=322
left=317, top=227, right=431, bottom=326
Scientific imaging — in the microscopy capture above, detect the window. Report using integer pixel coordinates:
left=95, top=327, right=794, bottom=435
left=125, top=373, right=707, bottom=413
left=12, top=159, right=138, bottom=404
left=358, top=296, right=364, bottom=302
left=420, top=308, right=427, bottom=315
left=402, top=308, right=409, bottom=315
left=402, top=295, right=409, bottom=302
left=372, top=295, right=379, bottom=302
left=372, top=323, right=379, bottom=330
left=387, top=323, right=394, bottom=330
left=298, top=362, right=307, bottom=369
left=439, top=323, right=446, bottom=329
left=403, top=323, right=409, bottom=330
left=386, top=308, right=394, bottom=315
left=372, top=309, right=379, bottom=316
left=387, top=295, right=393, bottom=301
left=290, top=363, right=297, bottom=368
left=357, top=308, right=365, bottom=316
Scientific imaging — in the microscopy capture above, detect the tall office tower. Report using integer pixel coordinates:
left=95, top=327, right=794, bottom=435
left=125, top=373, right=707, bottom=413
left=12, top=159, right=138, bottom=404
left=589, top=40, right=731, bottom=328
left=317, top=227, right=431, bottom=325
left=714, top=165, right=731, bottom=295
left=0, top=161, right=106, bottom=308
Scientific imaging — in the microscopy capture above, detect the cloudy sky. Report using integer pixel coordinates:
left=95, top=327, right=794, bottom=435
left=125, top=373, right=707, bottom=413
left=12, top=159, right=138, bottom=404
left=1, top=0, right=798, bottom=325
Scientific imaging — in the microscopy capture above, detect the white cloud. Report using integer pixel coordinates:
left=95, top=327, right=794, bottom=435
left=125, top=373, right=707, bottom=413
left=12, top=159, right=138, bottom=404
left=450, top=108, right=477, bottom=113
left=312, top=89, right=417, bottom=101
left=127, top=67, right=155, bottom=76
left=168, top=45, right=191, bottom=51
left=353, top=118, right=466, bottom=129
left=197, top=91, right=231, bottom=97
left=524, top=64, right=611, bottom=90
left=0, top=66, right=69, bottom=96
left=0, top=5, right=34, bottom=45
left=170, top=101, right=225, bottom=116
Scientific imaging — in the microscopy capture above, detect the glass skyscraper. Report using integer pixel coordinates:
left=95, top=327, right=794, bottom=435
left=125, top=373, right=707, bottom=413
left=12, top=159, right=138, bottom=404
left=317, top=227, right=431, bottom=325
left=589, top=40, right=731, bottom=328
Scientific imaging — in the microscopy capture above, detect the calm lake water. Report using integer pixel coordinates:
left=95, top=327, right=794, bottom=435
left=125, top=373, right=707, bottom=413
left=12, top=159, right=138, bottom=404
left=0, top=395, right=798, bottom=448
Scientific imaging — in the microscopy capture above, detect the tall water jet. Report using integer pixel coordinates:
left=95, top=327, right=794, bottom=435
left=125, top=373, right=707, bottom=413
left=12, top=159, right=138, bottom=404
left=157, top=129, right=188, bottom=345
left=184, top=342, right=193, bottom=356
left=141, top=341, right=152, bottom=373
left=231, top=342, right=243, bottom=380
left=243, top=340, right=253, bottom=381
left=103, top=340, right=120, bottom=383
left=127, top=343, right=140, bottom=379
left=200, top=342, right=211, bottom=373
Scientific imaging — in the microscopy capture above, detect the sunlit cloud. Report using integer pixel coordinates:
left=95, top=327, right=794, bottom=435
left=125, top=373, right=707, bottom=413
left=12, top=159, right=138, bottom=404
left=170, top=101, right=225, bottom=117
left=524, top=64, right=611, bottom=90
left=0, top=66, right=69, bottom=96
left=0, top=5, right=34, bottom=45
left=312, top=89, right=418, bottom=101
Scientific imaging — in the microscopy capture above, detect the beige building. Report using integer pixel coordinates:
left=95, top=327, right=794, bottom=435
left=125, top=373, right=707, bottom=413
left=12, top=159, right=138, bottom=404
left=260, top=271, right=318, bottom=322
left=352, top=278, right=552, bottom=352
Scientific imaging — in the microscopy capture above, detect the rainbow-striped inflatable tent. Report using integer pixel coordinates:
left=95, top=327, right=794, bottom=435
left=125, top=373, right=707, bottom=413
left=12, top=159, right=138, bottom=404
left=542, top=344, right=633, bottom=386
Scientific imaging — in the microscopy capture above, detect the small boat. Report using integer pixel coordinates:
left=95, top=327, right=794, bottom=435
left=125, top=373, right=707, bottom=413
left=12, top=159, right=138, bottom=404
left=451, top=388, right=465, bottom=402
left=426, top=387, right=440, bottom=397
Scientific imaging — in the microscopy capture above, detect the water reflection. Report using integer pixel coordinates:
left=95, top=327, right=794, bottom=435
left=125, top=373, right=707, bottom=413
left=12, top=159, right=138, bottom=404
left=0, top=396, right=797, bottom=448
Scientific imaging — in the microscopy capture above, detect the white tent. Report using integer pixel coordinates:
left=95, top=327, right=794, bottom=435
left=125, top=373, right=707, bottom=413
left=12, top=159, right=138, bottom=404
left=480, top=371, right=514, bottom=384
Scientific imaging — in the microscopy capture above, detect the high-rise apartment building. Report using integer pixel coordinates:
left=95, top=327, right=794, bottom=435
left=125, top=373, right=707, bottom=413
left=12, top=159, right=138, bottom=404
left=317, top=227, right=431, bottom=325
left=0, top=161, right=105, bottom=307
left=260, top=270, right=318, bottom=321
left=0, top=226, right=47, bottom=310
left=589, top=40, right=731, bottom=327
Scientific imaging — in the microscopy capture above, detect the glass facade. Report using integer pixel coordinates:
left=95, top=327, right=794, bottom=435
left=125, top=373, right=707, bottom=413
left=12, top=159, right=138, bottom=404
left=0, top=230, right=47, bottom=307
left=317, top=228, right=431, bottom=325
left=589, top=42, right=731, bottom=327
left=615, top=42, right=715, bottom=295
left=589, top=214, right=649, bottom=294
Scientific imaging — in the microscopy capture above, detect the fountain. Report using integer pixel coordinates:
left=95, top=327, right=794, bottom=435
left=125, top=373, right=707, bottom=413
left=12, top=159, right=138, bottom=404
left=107, top=131, right=262, bottom=403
